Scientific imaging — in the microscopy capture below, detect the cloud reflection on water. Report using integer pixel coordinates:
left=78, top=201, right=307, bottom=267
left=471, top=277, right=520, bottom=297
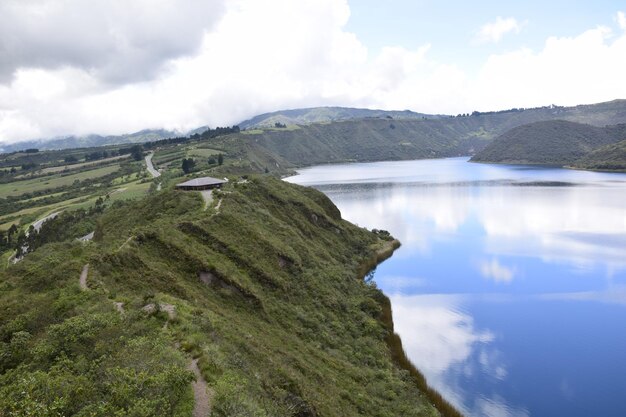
left=287, top=158, right=626, bottom=417
left=323, top=182, right=626, bottom=272
left=479, top=258, right=517, bottom=283
left=390, top=293, right=529, bottom=417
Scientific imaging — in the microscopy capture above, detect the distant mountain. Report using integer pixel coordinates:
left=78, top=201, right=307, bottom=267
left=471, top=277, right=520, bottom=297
left=236, top=101, right=626, bottom=167
left=238, top=106, right=442, bottom=129
left=470, top=120, right=624, bottom=166
left=3, top=99, right=626, bottom=155
left=0, top=129, right=179, bottom=153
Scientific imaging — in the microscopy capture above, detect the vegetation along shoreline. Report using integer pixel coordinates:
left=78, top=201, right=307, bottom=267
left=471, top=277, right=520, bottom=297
left=357, top=237, right=465, bottom=417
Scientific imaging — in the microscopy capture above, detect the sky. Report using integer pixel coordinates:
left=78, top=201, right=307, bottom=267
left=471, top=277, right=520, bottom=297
left=0, top=0, right=625, bottom=143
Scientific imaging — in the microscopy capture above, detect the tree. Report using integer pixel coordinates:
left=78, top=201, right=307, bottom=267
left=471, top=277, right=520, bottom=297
left=130, top=145, right=143, bottom=161
left=217, top=154, right=224, bottom=166
left=208, top=157, right=216, bottom=165
left=7, top=224, right=18, bottom=244
left=181, top=158, right=196, bottom=174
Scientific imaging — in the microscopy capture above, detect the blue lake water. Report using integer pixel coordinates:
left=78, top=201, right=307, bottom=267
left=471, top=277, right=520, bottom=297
left=285, top=157, right=626, bottom=417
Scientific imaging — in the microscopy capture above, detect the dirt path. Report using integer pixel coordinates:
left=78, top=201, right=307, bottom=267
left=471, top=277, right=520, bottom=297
left=117, top=236, right=133, bottom=251
left=145, top=152, right=161, bottom=178
left=215, top=198, right=223, bottom=213
left=188, top=358, right=213, bottom=417
left=79, top=264, right=89, bottom=290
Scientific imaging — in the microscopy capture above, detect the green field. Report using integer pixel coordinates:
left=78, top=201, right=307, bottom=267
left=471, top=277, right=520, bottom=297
left=186, top=148, right=224, bottom=158
left=38, top=154, right=130, bottom=175
left=0, top=164, right=121, bottom=198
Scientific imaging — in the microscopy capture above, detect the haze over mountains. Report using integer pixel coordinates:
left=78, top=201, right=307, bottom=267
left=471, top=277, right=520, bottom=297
left=0, top=129, right=178, bottom=154
left=237, top=107, right=443, bottom=130
left=2, top=100, right=626, bottom=172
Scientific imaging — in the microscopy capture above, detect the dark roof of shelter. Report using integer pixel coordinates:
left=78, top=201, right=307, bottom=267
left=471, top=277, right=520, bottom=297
left=176, top=177, right=227, bottom=187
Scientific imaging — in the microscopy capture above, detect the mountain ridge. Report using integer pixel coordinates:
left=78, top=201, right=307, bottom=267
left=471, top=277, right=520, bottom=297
left=3, top=99, right=626, bottom=154
left=237, top=106, right=443, bottom=129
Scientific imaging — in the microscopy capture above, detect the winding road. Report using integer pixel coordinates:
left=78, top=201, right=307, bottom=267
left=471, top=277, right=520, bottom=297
left=145, top=152, right=161, bottom=178
left=30, top=211, right=60, bottom=234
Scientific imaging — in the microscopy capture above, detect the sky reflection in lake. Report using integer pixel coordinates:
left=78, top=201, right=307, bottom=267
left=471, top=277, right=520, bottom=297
left=286, top=157, right=626, bottom=417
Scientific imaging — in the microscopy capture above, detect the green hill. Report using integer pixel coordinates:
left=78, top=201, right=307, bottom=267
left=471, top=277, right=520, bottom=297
left=0, top=177, right=459, bottom=417
left=573, top=139, right=626, bottom=171
left=242, top=118, right=477, bottom=166
left=238, top=106, right=440, bottom=129
left=470, top=120, right=622, bottom=165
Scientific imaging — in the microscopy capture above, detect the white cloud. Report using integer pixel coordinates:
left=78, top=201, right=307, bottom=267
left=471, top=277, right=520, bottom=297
left=474, top=17, right=525, bottom=44
left=468, top=25, right=626, bottom=111
left=0, top=0, right=226, bottom=84
left=479, top=258, right=516, bottom=283
left=617, top=11, right=626, bottom=30
left=1, top=2, right=626, bottom=143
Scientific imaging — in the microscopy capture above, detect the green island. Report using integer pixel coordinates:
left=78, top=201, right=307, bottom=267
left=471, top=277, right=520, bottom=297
left=2, top=99, right=626, bottom=416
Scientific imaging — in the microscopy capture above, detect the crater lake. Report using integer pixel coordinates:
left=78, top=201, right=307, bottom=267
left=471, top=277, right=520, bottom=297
left=286, top=157, right=626, bottom=417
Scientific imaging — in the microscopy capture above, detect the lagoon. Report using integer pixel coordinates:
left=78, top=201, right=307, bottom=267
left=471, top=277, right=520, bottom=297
left=286, top=157, right=626, bottom=417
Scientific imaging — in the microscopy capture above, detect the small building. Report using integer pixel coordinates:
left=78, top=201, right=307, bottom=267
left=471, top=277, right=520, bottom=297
left=176, top=176, right=227, bottom=191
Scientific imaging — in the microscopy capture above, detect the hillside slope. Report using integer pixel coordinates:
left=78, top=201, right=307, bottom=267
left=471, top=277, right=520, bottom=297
left=573, top=139, right=626, bottom=171
left=242, top=118, right=475, bottom=165
left=470, top=120, right=621, bottom=165
left=0, top=177, right=454, bottom=417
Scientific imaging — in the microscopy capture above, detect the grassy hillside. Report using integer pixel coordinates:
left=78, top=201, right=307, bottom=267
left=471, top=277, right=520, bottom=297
left=573, top=139, right=626, bottom=171
left=0, top=177, right=459, bottom=417
left=243, top=118, right=471, bottom=165
left=470, top=120, right=622, bottom=165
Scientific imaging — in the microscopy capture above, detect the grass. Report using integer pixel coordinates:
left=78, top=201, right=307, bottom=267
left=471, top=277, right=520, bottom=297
left=186, top=148, right=224, bottom=158
left=0, top=194, right=93, bottom=230
left=37, top=154, right=129, bottom=175
left=0, top=164, right=121, bottom=198
left=107, top=180, right=151, bottom=202
left=0, top=165, right=150, bottom=231
left=241, top=129, right=264, bottom=135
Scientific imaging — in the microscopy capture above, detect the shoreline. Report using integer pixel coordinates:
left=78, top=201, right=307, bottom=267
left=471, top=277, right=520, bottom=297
left=358, top=239, right=465, bottom=417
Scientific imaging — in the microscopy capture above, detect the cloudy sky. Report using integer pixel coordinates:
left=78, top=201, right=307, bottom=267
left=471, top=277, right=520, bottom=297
left=1, top=0, right=625, bottom=143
